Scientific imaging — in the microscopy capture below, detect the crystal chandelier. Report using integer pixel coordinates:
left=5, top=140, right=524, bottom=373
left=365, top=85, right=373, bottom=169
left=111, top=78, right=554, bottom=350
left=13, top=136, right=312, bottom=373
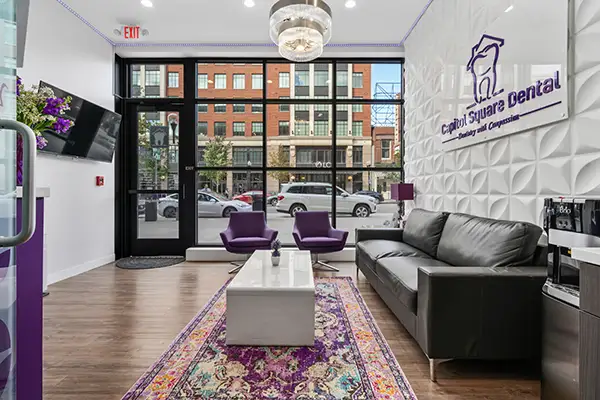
left=269, top=0, right=333, bottom=62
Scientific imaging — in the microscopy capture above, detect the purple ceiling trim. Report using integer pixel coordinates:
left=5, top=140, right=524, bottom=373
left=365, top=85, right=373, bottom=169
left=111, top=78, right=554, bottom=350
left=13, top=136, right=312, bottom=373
left=55, top=0, right=115, bottom=45
left=114, top=42, right=403, bottom=48
left=400, top=0, right=434, bottom=45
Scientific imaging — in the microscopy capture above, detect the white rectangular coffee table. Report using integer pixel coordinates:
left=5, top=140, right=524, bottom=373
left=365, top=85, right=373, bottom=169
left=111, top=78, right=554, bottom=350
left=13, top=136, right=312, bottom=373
left=226, top=250, right=315, bottom=346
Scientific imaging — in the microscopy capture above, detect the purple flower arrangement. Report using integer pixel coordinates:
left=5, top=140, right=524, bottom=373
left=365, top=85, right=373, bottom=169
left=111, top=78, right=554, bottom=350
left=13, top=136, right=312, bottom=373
left=15, top=77, right=74, bottom=184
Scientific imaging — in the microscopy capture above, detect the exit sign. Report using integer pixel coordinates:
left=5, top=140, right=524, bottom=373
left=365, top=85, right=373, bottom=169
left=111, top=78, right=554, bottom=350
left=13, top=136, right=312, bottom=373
left=123, top=26, right=141, bottom=39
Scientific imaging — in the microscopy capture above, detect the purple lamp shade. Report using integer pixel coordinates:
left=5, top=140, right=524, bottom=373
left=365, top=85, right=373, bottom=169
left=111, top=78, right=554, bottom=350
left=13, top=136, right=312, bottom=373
left=391, top=183, right=414, bottom=201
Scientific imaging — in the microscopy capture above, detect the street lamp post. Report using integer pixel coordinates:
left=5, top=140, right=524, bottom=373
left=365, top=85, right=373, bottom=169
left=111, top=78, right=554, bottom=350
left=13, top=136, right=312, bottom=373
left=246, top=160, right=252, bottom=192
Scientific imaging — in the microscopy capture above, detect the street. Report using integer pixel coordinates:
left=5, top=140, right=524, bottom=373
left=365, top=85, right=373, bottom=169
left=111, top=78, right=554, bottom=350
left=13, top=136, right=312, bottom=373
left=138, top=202, right=398, bottom=245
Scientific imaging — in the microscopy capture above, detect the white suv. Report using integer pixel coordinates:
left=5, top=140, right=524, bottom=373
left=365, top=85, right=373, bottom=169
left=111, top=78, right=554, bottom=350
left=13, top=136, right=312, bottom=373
left=276, top=182, right=377, bottom=217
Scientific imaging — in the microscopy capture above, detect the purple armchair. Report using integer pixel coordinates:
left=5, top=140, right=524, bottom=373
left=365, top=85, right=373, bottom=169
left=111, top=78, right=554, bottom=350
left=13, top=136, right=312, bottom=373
left=220, top=211, right=278, bottom=274
left=292, top=211, right=348, bottom=272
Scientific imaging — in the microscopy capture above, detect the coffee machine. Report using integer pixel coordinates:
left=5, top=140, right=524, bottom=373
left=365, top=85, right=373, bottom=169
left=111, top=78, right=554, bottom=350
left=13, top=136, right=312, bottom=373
left=541, top=197, right=600, bottom=400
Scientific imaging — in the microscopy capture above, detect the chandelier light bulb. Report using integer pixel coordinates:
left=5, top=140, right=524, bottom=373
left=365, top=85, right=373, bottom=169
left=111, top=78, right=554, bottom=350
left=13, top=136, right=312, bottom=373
left=269, top=0, right=333, bottom=62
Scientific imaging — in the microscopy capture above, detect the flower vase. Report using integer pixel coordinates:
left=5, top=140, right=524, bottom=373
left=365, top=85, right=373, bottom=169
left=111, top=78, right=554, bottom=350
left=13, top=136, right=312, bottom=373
left=271, top=253, right=280, bottom=266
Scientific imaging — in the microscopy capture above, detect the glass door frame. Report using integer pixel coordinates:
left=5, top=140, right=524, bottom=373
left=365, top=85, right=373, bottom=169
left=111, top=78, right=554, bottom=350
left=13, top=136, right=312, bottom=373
left=125, top=102, right=196, bottom=256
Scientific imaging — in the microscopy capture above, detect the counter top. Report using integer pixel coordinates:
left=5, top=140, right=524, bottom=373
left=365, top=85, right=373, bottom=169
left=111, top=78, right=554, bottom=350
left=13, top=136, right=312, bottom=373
left=15, top=187, right=50, bottom=198
left=571, top=247, right=600, bottom=266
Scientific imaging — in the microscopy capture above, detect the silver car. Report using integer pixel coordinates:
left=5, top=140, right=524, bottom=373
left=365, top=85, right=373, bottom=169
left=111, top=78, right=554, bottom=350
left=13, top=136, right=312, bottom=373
left=158, top=192, right=252, bottom=218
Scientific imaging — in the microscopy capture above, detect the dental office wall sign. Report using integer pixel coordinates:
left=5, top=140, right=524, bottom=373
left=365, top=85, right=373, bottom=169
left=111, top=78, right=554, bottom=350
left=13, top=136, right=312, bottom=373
left=439, top=0, right=568, bottom=151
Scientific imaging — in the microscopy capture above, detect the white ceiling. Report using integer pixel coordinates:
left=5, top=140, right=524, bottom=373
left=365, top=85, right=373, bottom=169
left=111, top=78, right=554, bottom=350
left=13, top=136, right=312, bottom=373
left=59, top=0, right=430, bottom=46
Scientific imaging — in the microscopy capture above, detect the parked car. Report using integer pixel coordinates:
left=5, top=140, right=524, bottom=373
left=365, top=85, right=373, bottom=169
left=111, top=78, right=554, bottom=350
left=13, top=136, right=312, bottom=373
left=354, top=190, right=384, bottom=203
left=158, top=192, right=252, bottom=218
left=276, top=182, right=377, bottom=217
left=233, top=190, right=263, bottom=204
left=267, top=193, right=279, bottom=206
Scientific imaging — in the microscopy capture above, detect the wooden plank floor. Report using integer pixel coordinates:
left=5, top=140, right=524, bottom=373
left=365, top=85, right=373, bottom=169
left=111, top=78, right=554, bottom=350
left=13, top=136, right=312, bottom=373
left=43, top=262, right=540, bottom=399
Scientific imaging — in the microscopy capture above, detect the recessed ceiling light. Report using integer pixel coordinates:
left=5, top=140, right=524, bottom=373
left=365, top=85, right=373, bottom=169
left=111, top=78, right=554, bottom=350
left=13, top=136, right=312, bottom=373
left=141, top=0, right=153, bottom=7
left=244, top=0, right=255, bottom=7
left=345, top=0, right=356, bottom=8
left=505, top=5, right=514, bottom=12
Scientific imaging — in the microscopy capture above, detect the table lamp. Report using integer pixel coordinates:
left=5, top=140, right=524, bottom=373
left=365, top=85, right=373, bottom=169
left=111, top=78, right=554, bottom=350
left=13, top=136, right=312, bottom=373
left=391, top=183, right=414, bottom=220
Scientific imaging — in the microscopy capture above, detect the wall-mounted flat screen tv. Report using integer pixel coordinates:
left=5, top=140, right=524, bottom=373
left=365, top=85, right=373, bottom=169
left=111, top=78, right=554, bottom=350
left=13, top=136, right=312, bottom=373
left=38, top=81, right=122, bottom=163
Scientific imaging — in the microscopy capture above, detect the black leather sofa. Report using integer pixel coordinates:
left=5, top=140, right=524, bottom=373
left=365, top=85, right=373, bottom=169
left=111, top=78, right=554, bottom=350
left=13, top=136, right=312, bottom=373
left=356, top=209, right=547, bottom=381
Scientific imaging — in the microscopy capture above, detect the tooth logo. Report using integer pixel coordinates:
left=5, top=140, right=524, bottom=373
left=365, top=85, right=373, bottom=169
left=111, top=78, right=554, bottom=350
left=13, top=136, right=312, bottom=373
left=466, top=34, right=505, bottom=107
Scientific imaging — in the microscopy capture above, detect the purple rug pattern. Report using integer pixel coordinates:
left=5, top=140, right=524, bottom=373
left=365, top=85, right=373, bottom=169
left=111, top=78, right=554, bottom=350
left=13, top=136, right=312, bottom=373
left=122, top=277, right=417, bottom=399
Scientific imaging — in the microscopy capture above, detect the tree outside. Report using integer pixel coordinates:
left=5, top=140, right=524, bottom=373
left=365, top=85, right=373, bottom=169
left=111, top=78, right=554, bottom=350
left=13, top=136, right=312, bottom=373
left=138, top=113, right=169, bottom=188
left=203, top=136, right=232, bottom=191
left=268, top=145, right=290, bottom=190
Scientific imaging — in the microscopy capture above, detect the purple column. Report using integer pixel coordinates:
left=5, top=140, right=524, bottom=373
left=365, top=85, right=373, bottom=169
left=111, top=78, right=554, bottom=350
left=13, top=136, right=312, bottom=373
left=16, top=198, right=43, bottom=400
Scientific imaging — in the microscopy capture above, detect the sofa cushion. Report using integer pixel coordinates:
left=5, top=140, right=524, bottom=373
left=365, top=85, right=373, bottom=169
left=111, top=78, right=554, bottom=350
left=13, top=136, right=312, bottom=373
left=229, top=237, right=271, bottom=248
left=357, top=240, right=431, bottom=261
left=437, top=213, right=543, bottom=267
left=377, top=257, right=452, bottom=313
left=403, top=209, right=449, bottom=257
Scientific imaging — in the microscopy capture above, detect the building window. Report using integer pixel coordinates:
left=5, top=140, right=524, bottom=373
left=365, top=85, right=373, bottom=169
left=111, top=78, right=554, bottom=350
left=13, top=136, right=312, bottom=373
left=252, top=122, right=263, bottom=136
left=214, top=122, right=226, bottom=137
left=337, top=95, right=348, bottom=111
left=295, top=96, right=309, bottom=111
left=145, top=70, right=160, bottom=86
left=233, top=148, right=263, bottom=167
left=198, top=104, right=208, bottom=113
left=337, top=71, right=348, bottom=86
left=337, top=120, right=348, bottom=136
left=168, top=72, right=179, bottom=88
left=132, top=71, right=141, bottom=86
left=233, top=104, right=245, bottom=113
left=295, top=121, right=309, bottom=136
left=352, top=121, right=363, bottom=137
left=197, top=122, right=208, bottom=136
left=353, top=146, right=363, bottom=166
left=353, top=96, right=363, bottom=112
left=252, top=104, right=263, bottom=114
left=352, top=72, right=363, bottom=88
left=314, top=121, right=328, bottom=136
left=233, top=74, right=245, bottom=89
left=314, top=70, right=329, bottom=86
left=214, top=104, right=227, bottom=113
left=315, top=96, right=328, bottom=111
left=214, top=74, right=226, bottom=89
left=279, top=121, right=290, bottom=136
left=295, top=70, right=309, bottom=87
left=233, top=122, right=245, bottom=136
left=279, top=97, right=289, bottom=112
left=381, top=139, right=392, bottom=159
left=279, top=72, right=290, bottom=88
left=252, top=74, right=263, bottom=89
left=198, top=74, right=208, bottom=89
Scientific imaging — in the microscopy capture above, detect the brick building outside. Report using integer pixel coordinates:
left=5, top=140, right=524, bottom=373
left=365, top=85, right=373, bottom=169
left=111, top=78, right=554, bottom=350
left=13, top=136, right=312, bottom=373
left=133, top=63, right=400, bottom=195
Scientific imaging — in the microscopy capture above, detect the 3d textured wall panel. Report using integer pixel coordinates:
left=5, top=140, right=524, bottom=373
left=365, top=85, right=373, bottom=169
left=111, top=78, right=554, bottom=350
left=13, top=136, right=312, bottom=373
left=404, top=0, right=600, bottom=226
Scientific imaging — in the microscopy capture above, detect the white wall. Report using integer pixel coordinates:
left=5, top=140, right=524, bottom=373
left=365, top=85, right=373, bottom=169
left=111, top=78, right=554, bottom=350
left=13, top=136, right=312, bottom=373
left=403, top=0, right=600, bottom=225
left=18, top=0, right=115, bottom=283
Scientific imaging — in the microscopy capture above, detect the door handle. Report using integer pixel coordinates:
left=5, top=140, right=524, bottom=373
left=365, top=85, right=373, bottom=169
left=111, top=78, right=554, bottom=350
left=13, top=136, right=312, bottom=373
left=0, top=120, right=36, bottom=247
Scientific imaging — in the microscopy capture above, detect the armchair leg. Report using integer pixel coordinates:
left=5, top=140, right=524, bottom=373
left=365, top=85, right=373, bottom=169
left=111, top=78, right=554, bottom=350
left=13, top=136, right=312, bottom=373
left=312, top=254, right=339, bottom=272
left=228, top=255, right=249, bottom=274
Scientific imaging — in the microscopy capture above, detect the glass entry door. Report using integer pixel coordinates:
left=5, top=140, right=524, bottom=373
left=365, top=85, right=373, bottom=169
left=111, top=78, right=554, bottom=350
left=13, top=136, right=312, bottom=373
left=128, top=104, right=192, bottom=255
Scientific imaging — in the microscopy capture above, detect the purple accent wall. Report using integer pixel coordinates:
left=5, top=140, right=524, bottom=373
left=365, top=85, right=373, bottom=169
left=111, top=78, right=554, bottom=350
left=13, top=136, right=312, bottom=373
left=16, top=198, right=44, bottom=400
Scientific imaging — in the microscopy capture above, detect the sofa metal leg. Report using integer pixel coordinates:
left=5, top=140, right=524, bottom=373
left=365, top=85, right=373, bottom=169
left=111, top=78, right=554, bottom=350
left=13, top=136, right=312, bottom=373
left=429, top=358, right=437, bottom=382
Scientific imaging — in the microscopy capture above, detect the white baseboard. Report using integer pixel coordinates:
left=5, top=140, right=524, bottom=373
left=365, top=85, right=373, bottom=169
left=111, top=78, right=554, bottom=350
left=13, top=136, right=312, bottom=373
left=47, top=254, right=115, bottom=285
left=186, top=247, right=355, bottom=262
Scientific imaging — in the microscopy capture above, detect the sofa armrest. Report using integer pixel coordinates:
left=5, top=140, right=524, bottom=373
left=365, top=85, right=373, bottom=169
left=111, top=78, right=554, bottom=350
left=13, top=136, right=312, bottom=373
left=416, top=266, right=547, bottom=360
left=356, top=228, right=403, bottom=243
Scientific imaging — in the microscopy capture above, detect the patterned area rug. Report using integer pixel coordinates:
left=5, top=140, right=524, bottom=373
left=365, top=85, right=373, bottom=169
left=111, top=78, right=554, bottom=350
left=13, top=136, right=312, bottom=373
left=122, top=277, right=417, bottom=400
